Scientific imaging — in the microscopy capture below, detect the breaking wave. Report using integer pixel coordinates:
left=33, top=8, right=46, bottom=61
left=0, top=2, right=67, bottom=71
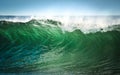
left=0, top=16, right=120, bottom=74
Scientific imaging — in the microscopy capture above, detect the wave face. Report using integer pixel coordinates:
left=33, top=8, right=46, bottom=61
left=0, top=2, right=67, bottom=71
left=0, top=16, right=120, bottom=74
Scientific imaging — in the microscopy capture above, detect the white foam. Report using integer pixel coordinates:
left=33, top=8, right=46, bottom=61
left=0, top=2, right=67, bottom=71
left=38, top=16, right=120, bottom=33
left=0, top=16, right=120, bottom=33
left=0, top=16, right=33, bottom=22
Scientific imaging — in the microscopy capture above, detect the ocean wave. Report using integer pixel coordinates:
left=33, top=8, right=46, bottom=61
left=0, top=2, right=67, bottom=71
left=0, top=16, right=120, bottom=74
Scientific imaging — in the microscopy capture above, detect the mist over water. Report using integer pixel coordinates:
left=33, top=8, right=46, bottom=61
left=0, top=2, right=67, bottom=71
left=0, top=16, right=120, bottom=75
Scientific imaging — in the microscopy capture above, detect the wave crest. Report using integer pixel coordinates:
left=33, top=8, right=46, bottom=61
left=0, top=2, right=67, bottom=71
left=0, top=17, right=120, bottom=33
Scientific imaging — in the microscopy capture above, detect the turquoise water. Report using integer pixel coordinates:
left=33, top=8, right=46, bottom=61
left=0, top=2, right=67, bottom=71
left=0, top=18, right=120, bottom=74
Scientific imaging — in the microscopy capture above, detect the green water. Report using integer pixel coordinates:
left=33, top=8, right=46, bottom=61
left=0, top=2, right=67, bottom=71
left=0, top=19, right=120, bottom=74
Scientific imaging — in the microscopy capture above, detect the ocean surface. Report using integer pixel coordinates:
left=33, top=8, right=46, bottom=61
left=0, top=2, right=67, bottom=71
left=0, top=16, right=120, bottom=75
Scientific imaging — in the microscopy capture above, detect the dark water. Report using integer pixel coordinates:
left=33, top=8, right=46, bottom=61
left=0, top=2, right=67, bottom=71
left=0, top=18, right=120, bottom=75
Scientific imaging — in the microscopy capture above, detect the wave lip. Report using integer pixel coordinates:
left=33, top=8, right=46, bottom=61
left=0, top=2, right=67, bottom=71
left=0, top=16, right=120, bottom=33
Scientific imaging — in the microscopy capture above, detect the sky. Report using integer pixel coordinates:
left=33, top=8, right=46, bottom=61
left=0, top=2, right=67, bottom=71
left=0, top=0, right=120, bottom=16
